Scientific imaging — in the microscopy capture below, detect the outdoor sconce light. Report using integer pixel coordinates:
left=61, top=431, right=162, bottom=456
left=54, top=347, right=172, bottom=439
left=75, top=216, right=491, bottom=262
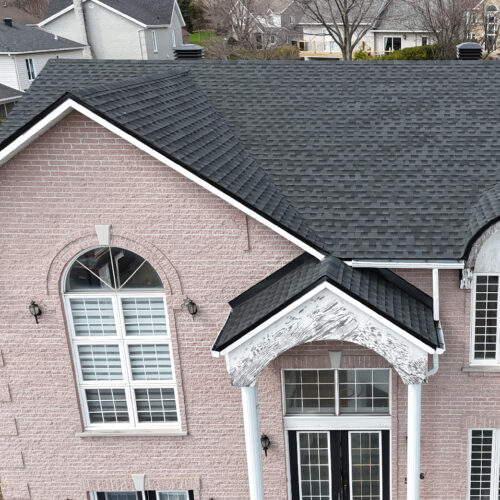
left=183, top=298, right=198, bottom=316
left=29, top=301, right=42, bottom=324
left=261, top=434, right=271, bottom=456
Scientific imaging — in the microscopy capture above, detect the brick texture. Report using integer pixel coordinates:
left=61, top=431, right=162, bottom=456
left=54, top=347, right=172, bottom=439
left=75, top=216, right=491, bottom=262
left=0, top=112, right=489, bottom=499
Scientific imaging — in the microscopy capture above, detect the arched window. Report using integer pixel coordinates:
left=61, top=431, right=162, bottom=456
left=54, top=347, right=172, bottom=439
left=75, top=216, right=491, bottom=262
left=63, top=247, right=180, bottom=430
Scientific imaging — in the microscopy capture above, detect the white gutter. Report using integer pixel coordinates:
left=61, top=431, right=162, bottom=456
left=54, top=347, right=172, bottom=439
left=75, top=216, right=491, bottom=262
left=347, top=259, right=464, bottom=269
left=3, top=47, right=87, bottom=55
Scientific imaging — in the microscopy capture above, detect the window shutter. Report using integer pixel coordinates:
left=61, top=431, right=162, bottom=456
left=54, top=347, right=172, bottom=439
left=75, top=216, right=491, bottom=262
left=145, top=491, right=157, bottom=500
left=287, top=431, right=300, bottom=500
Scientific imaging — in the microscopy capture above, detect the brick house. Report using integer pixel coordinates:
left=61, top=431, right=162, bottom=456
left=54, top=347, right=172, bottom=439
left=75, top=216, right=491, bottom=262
left=0, top=59, right=499, bottom=500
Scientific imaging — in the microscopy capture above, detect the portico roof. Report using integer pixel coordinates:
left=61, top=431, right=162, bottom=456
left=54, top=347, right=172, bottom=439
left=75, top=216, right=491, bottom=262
left=213, top=253, right=440, bottom=352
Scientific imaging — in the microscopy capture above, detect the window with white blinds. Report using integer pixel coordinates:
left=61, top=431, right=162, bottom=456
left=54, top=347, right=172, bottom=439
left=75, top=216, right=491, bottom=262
left=64, top=247, right=180, bottom=430
left=472, top=275, right=500, bottom=363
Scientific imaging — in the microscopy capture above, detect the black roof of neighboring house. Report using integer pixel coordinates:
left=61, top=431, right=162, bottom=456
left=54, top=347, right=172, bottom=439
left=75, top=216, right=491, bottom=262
left=213, top=253, right=439, bottom=351
left=0, top=20, right=84, bottom=52
left=1, top=59, right=500, bottom=260
left=0, top=83, right=23, bottom=103
left=43, top=0, right=177, bottom=25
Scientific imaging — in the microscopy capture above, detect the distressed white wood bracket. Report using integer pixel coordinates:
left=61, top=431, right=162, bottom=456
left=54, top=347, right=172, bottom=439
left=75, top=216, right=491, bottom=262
left=225, top=288, right=430, bottom=387
left=460, top=268, right=473, bottom=290
left=95, top=224, right=111, bottom=246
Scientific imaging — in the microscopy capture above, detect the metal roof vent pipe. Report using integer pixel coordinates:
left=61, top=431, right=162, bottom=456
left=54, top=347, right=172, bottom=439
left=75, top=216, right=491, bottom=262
left=3, top=18, right=12, bottom=27
left=456, top=42, right=483, bottom=60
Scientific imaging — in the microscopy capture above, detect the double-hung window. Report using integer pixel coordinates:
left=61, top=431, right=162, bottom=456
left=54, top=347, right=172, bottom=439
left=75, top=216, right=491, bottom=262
left=471, top=274, right=500, bottom=364
left=25, top=58, right=36, bottom=80
left=468, top=429, right=500, bottom=500
left=64, top=246, right=180, bottom=431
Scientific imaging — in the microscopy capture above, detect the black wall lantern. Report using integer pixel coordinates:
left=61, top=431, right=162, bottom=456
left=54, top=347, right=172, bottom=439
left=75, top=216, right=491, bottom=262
left=261, top=434, right=271, bottom=456
left=29, top=301, right=42, bottom=323
left=183, top=298, right=198, bottom=316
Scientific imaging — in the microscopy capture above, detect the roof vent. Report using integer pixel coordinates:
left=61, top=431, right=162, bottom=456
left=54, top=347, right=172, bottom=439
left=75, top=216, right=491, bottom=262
left=456, top=42, right=482, bottom=60
left=3, top=18, right=12, bottom=27
left=174, top=44, right=204, bottom=59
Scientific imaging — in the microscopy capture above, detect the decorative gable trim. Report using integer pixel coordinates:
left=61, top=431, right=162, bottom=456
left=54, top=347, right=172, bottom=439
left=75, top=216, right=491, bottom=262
left=0, top=98, right=326, bottom=261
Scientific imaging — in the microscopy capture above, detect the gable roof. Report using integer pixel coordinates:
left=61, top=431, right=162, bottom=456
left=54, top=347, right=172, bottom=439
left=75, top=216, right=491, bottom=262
left=0, top=20, right=84, bottom=52
left=43, top=0, right=177, bottom=26
left=212, top=253, right=440, bottom=351
left=0, top=68, right=325, bottom=257
left=2, top=59, right=500, bottom=260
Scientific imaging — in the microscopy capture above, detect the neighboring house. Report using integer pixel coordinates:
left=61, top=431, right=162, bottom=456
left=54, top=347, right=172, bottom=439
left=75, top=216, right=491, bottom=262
left=0, top=82, right=22, bottom=119
left=2, top=58, right=500, bottom=500
left=297, top=0, right=431, bottom=58
left=39, top=0, right=186, bottom=60
left=0, top=18, right=85, bottom=91
left=0, top=5, right=41, bottom=25
left=467, top=1, right=500, bottom=52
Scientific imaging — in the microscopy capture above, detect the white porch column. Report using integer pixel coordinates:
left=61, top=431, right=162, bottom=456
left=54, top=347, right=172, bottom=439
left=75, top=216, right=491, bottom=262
left=407, top=383, right=422, bottom=500
left=241, top=385, right=265, bottom=500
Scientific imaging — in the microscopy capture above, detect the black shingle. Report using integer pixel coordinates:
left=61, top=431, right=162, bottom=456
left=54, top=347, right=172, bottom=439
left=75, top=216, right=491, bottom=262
left=2, top=59, right=500, bottom=259
left=213, top=253, right=439, bottom=351
left=0, top=20, right=84, bottom=52
left=43, top=0, right=176, bottom=25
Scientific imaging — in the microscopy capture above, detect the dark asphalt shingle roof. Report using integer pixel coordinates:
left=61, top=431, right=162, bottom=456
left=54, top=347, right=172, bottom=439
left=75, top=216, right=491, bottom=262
left=43, top=0, right=176, bottom=25
left=8, top=69, right=321, bottom=249
left=213, top=253, right=439, bottom=351
left=0, top=83, right=23, bottom=103
left=0, top=21, right=84, bottom=52
left=1, top=59, right=500, bottom=259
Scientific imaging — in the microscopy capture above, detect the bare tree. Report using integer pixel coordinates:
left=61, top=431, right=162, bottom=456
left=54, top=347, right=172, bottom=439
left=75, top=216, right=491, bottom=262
left=9, top=0, right=49, bottom=17
left=405, top=0, right=478, bottom=58
left=295, top=0, right=388, bottom=60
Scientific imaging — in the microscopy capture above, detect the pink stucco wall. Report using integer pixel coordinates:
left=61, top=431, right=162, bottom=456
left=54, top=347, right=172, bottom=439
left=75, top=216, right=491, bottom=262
left=0, top=111, right=493, bottom=499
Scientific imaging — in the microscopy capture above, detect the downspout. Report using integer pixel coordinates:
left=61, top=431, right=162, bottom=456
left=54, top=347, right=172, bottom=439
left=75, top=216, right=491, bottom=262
left=73, top=0, right=93, bottom=58
left=427, top=268, right=445, bottom=378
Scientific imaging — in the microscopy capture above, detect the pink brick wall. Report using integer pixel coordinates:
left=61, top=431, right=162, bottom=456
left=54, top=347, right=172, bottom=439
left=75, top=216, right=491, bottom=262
left=0, top=111, right=488, bottom=499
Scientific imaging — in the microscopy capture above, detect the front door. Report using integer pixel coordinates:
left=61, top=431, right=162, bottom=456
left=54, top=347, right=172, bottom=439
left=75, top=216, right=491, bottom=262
left=288, top=430, right=390, bottom=500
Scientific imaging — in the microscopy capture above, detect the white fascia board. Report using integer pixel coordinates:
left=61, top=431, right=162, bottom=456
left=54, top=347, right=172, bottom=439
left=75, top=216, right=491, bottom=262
left=0, top=97, right=21, bottom=104
left=2, top=47, right=86, bottom=56
left=214, top=280, right=436, bottom=357
left=347, top=260, right=464, bottom=269
left=172, top=0, right=186, bottom=28
left=38, top=4, right=74, bottom=26
left=0, top=98, right=326, bottom=262
left=92, top=0, right=147, bottom=27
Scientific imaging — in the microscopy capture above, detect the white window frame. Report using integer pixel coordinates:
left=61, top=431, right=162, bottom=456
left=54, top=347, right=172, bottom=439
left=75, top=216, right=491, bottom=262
left=25, top=58, right=36, bottom=81
left=281, top=368, right=392, bottom=419
left=470, top=273, right=500, bottom=366
left=383, top=36, right=402, bottom=52
left=90, top=492, right=190, bottom=500
left=65, top=290, right=181, bottom=431
left=348, top=430, right=383, bottom=500
left=297, top=430, right=332, bottom=500
left=152, top=30, right=158, bottom=53
left=467, top=428, right=500, bottom=500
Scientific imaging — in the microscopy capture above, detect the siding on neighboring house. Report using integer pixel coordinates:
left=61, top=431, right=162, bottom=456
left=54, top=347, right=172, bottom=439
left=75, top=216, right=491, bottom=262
left=144, top=10, right=183, bottom=59
left=13, top=50, right=84, bottom=91
left=0, top=56, right=19, bottom=90
left=42, top=9, right=85, bottom=45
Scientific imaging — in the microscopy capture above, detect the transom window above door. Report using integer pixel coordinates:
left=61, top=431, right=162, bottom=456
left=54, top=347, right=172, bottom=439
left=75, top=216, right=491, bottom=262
left=64, top=246, right=181, bottom=431
left=283, top=369, right=391, bottom=416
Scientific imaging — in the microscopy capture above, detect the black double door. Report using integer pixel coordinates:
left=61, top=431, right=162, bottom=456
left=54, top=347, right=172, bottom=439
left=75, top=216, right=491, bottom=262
left=288, top=430, right=390, bottom=500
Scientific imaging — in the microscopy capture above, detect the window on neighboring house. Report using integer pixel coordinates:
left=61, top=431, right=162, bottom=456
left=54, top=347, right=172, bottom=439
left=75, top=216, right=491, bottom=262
left=290, top=15, right=296, bottom=24
left=64, top=246, right=181, bottom=431
left=25, top=58, right=36, bottom=80
left=283, top=368, right=390, bottom=416
left=92, top=491, right=192, bottom=500
left=468, top=429, right=500, bottom=500
left=152, top=30, right=158, bottom=53
left=270, top=34, right=276, bottom=44
left=384, top=36, right=402, bottom=52
left=422, top=36, right=428, bottom=46
left=486, top=5, right=498, bottom=51
left=172, top=30, right=176, bottom=48
left=472, top=274, right=499, bottom=363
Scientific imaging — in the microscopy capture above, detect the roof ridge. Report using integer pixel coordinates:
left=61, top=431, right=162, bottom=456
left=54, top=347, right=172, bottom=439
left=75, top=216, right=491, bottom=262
left=73, top=70, right=189, bottom=98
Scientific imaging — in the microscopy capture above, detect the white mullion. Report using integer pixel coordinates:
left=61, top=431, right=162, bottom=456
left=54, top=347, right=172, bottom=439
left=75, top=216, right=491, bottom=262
left=335, top=369, right=340, bottom=416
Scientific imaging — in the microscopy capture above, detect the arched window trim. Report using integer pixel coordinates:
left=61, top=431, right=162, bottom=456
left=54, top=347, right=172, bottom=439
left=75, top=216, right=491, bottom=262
left=62, top=246, right=182, bottom=432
